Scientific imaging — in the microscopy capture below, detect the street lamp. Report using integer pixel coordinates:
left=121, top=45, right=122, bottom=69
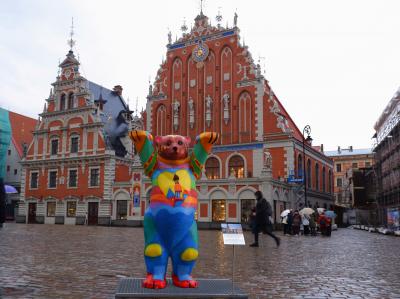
left=302, top=125, right=313, bottom=208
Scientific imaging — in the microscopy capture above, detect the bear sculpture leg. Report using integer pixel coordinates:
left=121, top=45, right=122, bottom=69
left=170, top=222, right=199, bottom=288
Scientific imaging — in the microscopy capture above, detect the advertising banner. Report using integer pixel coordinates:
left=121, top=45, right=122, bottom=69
left=387, top=208, right=399, bottom=229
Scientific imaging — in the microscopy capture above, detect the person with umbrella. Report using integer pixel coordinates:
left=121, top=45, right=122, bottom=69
left=318, top=211, right=332, bottom=236
left=249, top=191, right=280, bottom=247
left=281, top=209, right=290, bottom=235
left=300, top=208, right=314, bottom=236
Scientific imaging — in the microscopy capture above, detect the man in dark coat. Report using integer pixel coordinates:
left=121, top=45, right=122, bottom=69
left=250, top=191, right=280, bottom=247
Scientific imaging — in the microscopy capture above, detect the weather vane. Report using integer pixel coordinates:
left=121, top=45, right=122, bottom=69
left=216, top=7, right=222, bottom=26
left=135, top=97, right=139, bottom=117
left=181, top=18, right=188, bottom=33
left=67, top=17, right=76, bottom=50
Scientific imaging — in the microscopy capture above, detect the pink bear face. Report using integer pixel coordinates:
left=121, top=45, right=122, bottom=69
left=155, top=135, right=191, bottom=161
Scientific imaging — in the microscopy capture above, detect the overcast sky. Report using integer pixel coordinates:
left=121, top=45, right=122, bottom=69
left=1, top=0, right=399, bottom=151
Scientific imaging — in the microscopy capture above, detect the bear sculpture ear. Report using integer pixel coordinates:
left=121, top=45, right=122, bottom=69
left=154, top=136, right=163, bottom=146
left=185, top=136, right=191, bottom=145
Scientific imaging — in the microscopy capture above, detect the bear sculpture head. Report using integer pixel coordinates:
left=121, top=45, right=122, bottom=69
left=155, top=135, right=191, bottom=161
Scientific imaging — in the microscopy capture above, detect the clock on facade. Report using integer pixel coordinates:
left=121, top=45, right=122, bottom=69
left=192, top=41, right=209, bottom=63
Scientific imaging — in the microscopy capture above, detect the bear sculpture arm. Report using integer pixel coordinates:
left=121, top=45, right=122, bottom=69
left=190, top=132, right=219, bottom=180
left=129, top=130, right=157, bottom=178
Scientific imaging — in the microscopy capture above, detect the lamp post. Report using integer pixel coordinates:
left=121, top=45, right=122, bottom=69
left=302, top=125, right=313, bottom=208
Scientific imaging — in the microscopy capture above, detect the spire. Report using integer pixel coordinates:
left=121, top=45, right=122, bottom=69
left=67, top=17, right=76, bottom=50
left=216, top=7, right=222, bottom=28
left=181, top=18, right=188, bottom=33
left=135, top=97, right=139, bottom=117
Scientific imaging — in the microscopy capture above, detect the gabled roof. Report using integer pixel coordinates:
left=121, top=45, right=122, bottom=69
left=8, top=111, right=37, bottom=158
left=87, top=81, right=128, bottom=123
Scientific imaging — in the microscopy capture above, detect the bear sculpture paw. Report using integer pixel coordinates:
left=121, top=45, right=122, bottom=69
left=172, top=274, right=198, bottom=288
left=142, top=273, right=167, bottom=289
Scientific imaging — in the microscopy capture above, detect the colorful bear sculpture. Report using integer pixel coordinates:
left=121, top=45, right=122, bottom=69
left=129, top=130, right=219, bottom=289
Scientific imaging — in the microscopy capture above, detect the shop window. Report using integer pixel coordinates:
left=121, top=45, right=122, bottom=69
left=241, top=199, right=255, bottom=223
left=51, top=139, right=58, bottom=155
left=70, top=136, right=79, bottom=153
left=47, top=202, right=56, bottom=217
left=205, top=157, right=220, bottom=179
left=90, top=168, right=100, bottom=187
left=67, top=201, right=77, bottom=217
left=228, top=155, right=245, bottom=178
left=117, top=200, right=128, bottom=220
left=212, top=199, right=226, bottom=222
left=68, top=169, right=77, bottom=188
left=30, top=172, right=38, bottom=189
left=48, top=171, right=57, bottom=188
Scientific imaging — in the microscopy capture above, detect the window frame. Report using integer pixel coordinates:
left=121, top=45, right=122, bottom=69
left=89, top=167, right=100, bottom=188
left=50, top=138, right=59, bottom=156
left=337, top=177, right=343, bottom=188
left=66, top=201, right=77, bottom=217
left=67, top=168, right=78, bottom=189
left=48, top=169, right=58, bottom=189
left=116, top=200, right=128, bottom=220
left=30, top=171, right=39, bottom=190
left=205, top=157, right=220, bottom=179
left=228, top=155, right=245, bottom=178
left=70, top=135, right=79, bottom=154
left=336, top=163, right=342, bottom=172
left=46, top=201, right=56, bottom=217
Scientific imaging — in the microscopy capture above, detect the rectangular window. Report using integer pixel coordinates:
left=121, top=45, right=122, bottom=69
left=49, top=171, right=57, bottom=188
left=336, top=163, right=342, bottom=172
left=30, top=172, right=38, bottom=189
left=47, top=202, right=56, bottom=217
left=68, top=169, right=77, bottom=188
left=70, top=137, right=79, bottom=153
left=14, top=169, right=17, bottom=175
left=67, top=201, right=77, bottom=217
left=337, top=178, right=343, bottom=187
left=352, top=162, right=358, bottom=168
left=212, top=199, right=226, bottom=222
left=7, top=165, right=10, bottom=172
left=8, top=149, right=11, bottom=155
left=90, top=168, right=100, bottom=187
left=366, top=162, right=371, bottom=167
left=51, top=139, right=58, bottom=155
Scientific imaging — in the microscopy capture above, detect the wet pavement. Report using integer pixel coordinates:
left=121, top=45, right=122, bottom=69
left=0, top=224, right=400, bottom=299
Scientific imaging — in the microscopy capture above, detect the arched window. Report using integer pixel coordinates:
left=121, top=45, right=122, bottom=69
left=322, top=167, right=326, bottom=192
left=307, top=159, right=311, bottom=188
left=60, top=94, right=66, bottom=111
left=156, top=105, right=166, bottom=136
left=205, top=157, right=220, bottom=179
left=228, top=155, right=245, bottom=178
left=328, top=170, right=332, bottom=193
left=315, top=163, right=320, bottom=190
left=68, top=93, right=74, bottom=109
left=297, top=154, right=303, bottom=178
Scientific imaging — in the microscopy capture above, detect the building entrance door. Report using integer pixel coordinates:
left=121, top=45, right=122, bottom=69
left=28, top=203, right=36, bottom=223
left=88, top=202, right=98, bottom=225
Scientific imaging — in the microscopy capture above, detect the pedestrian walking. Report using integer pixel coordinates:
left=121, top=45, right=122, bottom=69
left=287, top=210, right=293, bottom=235
left=302, top=214, right=310, bottom=236
left=309, top=214, right=317, bottom=236
left=282, top=214, right=289, bottom=235
left=292, top=210, right=301, bottom=236
left=249, top=191, right=280, bottom=247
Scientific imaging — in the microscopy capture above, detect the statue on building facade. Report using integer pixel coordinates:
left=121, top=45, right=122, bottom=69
left=205, top=95, right=212, bottom=127
left=188, top=97, right=195, bottom=129
left=172, top=100, right=180, bottom=131
left=223, top=91, right=230, bottom=124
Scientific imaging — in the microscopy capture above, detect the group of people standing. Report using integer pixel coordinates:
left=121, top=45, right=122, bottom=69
left=282, top=209, right=332, bottom=237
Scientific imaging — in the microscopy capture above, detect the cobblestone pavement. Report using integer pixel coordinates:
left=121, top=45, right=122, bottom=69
left=1, top=224, right=400, bottom=299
